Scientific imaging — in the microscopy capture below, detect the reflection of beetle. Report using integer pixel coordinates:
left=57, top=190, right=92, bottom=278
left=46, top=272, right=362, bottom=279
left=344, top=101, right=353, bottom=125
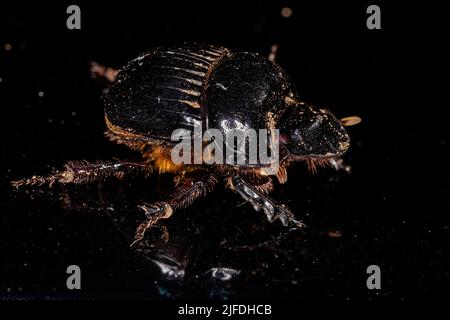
left=13, top=43, right=360, bottom=246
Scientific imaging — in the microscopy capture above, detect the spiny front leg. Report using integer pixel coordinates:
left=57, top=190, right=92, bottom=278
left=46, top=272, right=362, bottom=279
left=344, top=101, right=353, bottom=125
left=131, top=171, right=218, bottom=246
left=11, top=160, right=153, bottom=188
left=230, top=175, right=305, bottom=229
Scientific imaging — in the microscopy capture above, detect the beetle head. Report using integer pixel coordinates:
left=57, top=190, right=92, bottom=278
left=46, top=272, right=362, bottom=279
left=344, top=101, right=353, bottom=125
left=279, top=102, right=350, bottom=162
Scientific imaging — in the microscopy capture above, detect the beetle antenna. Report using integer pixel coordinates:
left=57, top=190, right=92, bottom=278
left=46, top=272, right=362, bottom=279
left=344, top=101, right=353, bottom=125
left=340, top=116, right=362, bottom=127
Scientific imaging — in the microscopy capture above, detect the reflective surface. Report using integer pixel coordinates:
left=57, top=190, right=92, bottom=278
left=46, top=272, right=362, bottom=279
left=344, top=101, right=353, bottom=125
left=1, top=2, right=448, bottom=301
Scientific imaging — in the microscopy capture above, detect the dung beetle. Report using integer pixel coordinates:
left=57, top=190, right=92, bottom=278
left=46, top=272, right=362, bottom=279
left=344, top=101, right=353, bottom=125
left=13, top=43, right=360, bottom=246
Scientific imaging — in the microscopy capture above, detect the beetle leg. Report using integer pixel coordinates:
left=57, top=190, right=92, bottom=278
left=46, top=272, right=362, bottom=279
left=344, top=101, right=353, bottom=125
left=131, top=172, right=218, bottom=246
left=241, top=175, right=274, bottom=195
left=329, top=158, right=352, bottom=173
left=89, top=61, right=118, bottom=83
left=11, top=160, right=153, bottom=188
left=268, top=44, right=279, bottom=62
left=253, top=176, right=274, bottom=195
left=230, top=175, right=305, bottom=229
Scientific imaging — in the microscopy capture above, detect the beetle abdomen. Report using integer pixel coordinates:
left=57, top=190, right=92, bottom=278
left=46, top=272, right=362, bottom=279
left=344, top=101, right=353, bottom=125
left=105, top=44, right=230, bottom=140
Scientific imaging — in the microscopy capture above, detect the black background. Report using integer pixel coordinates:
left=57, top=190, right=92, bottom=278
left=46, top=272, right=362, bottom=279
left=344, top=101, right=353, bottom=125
left=0, top=1, right=448, bottom=302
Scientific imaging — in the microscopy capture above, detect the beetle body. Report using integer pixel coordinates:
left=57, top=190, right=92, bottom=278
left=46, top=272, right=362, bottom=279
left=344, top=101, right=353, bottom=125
left=104, top=44, right=349, bottom=173
left=14, top=43, right=357, bottom=245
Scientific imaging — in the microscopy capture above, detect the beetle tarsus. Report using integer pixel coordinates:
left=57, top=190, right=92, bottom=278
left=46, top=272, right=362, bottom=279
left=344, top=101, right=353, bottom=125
left=131, top=172, right=218, bottom=246
left=139, top=201, right=173, bottom=219
left=131, top=202, right=174, bottom=247
left=11, top=174, right=57, bottom=188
